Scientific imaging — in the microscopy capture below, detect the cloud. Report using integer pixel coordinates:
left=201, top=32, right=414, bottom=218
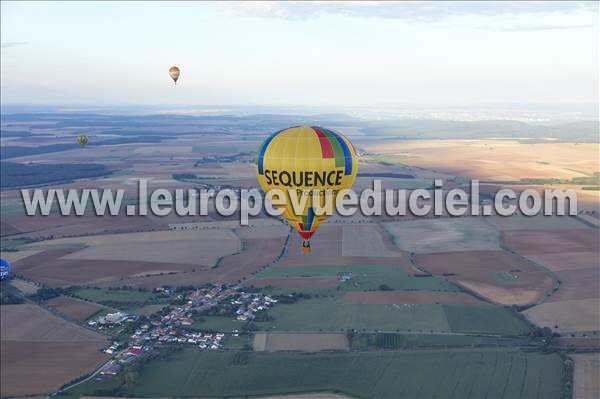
left=225, top=1, right=598, bottom=21
left=1, top=41, right=27, bottom=49
left=493, top=23, right=597, bottom=32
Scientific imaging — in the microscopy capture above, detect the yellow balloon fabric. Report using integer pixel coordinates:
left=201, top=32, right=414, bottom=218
left=255, top=126, right=358, bottom=243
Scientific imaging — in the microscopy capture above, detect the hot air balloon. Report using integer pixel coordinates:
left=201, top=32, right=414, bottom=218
left=77, top=135, right=88, bottom=147
left=0, top=259, right=12, bottom=281
left=169, top=66, right=180, bottom=84
left=256, top=126, right=358, bottom=253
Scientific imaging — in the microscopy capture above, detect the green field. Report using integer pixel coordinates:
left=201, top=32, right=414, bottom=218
left=61, top=349, right=564, bottom=398
left=0, top=238, right=34, bottom=251
left=71, top=288, right=156, bottom=303
left=190, top=316, right=247, bottom=333
left=222, top=334, right=253, bottom=350
left=70, top=288, right=162, bottom=311
left=255, top=297, right=529, bottom=335
left=350, top=333, right=536, bottom=350
left=494, top=271, right=520, bottom=284
left=444, top=305, right=530, bottom=335
left=256, top=265, right=459, bottom=292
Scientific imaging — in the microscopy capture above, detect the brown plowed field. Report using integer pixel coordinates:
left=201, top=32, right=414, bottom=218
left=525, top=252, right=599, bottom=272
left=1, top=304, right=104, bottom=341
left=249, top=277, right=339, bottom=288
left=489, top=215, right=587, bottom=231
left=0, top=304, right=109, bottom=397
left=548, top=268, right=599, bottom=302
left=5, top=212, right=164, bottom=240
left=14, top=248, right=204, bottom=287
left=415, top=250, right=556, bottom=305
left=0, top=220, right=20, bottom=236
left=502, top=229, right=599, bottom=255
left=1, top=341, right=109, bottom=397
left=45, top=296, right=104, bottom=322
left=95, top=236, right=286, bottom=288
left=343, top=291, right=486, bottom=306
left=524, top=298, right=600, bottom=333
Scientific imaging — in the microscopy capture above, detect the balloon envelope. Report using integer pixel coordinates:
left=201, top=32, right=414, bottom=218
left=77, top=135, right=88, bottom=147
left=255, top=126, right=358, bottom=245
left=0, top=258, right=11, bottom=281
left=169, top=66, right=180, bottom=84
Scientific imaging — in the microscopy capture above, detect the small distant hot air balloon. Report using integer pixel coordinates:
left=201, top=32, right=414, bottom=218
left=169, top=66, right=180, bottom=84
left=256, top=126, right=358, bottom=253
left=77, top=135, right=89, bottom=147
left=0, top=259, right=12, bottom=281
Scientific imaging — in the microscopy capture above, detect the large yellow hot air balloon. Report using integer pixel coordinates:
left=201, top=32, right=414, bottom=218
left=169, top=66, right=180, bottom=84
left=76, top=134, right=88, bottom=147
left=256, top=126, right=358, bottom=253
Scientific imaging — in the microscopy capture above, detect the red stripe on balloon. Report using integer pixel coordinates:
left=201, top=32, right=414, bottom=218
left=313, top=127, right=334, bottom=159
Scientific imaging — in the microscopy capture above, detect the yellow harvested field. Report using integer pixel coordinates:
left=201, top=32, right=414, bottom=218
left=0, top=249, right=43, bottom=263
left=9, top=278, right=39, bottom=295
left=382, top=218, right=500, bottom=253
left=524, top=298, right=600, bottom=333
left=457, top=280, right=544, bottom=306
left=254, top=333, right=349, bottom=352
left=31, top=229, right=241, bottom=266
left=366, top=140, right=599, bottom=180
left=572, top=353, right=600, bottom=399
left=342, top=225, right=403, bottom=257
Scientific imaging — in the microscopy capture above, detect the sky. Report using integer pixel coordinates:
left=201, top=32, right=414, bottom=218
left=1, top=1, right=598, bottom=109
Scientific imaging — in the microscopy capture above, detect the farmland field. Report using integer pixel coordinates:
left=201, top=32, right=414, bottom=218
left=190, top=316, right=248, bottom=332
left=38, top=228, right=241, bottom=266
left=71, top=287, right=156, bottom=303
left=341, top=224, right=404, bottom=257
left=256, top=264, right=459, bottom=292
left=258, top=297, right=529, bottom=335
left=281, top=225, right=413, bottom=267
left=13, top=248, right=202, bottom=287
left=254, top=333, right=349, bottom=352
left=572, top=353, right=600, bottom=399
left=45, top=295, right=104, bottom=321
left=502, top=229, right=599, bottom=255
left=0, top=304, right=109, bottom=397
left=61, top=349, right=564, bottom=399
left=91, top=228, right=288, bottom=288
left=382, top=218, right=501, bottom=253
left=524, top=298, right=600, bottom=333
left=342, top=291, right=486, bottom=306
left=366, top=140, right=599, bottom=181
left=415, top=250, right=556, bottom=305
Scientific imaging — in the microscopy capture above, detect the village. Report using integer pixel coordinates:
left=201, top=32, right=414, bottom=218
left=91, top=284, right=278, bottom=376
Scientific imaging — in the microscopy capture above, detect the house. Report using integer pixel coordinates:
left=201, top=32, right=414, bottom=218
left=126, top=348, right=143, bottom=356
